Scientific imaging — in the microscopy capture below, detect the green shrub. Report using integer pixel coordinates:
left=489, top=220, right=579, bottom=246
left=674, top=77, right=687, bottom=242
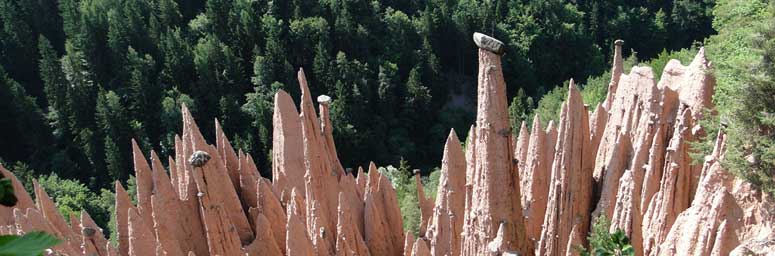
left=37, top=174, right=113, bottom=236
left=379, top=159, right=420, bottom=235
left=422, top=168, right=441, bottom=200
left=532, top=85, right=568, bottom=127
left=641, top=48, right=698, bottom=81
left=720, top=2, right=775, bottom=194
left=578, top=216, right=635, bottom=256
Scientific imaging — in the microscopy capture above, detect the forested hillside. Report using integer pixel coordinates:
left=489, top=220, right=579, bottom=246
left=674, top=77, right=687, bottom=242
left=3, top=0, right=774, bottom=246
left=0, top=0, right=715, bottom=190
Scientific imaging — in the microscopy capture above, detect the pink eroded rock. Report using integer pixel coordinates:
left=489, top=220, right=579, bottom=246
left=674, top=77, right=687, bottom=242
left=237, top=151, right=258, bottom=210
left=6, top=35, right=775, bottom=256
left=335, top=192, right=369, bottom=256
left=189, top=145, right=245, bottom=255
left=128, top=207, right=156, bottom=256
left=149, top=150, right=186, bottom=256
left=404, top=232, right=415, bottom=256
left=181, top=110, right=253, bottom=245
left=318, top=93, right=345, bottom=176
left=255, top=178, right=287, bottom=252
left=602, top=39, right=625, bottom=111
left=538, top=80, right=594, bottom=256
left=13, top=208, right=80, bottom=255
left=593, top=133, right=633, bottom=220
left=641, top=108, right=697, bottom=255
left=589, top=104, right=608, bottom=153
left=520, top=115, right=555, bottom=243
left=298, top=69, right=341, bottom=252
left=515, top=121, right=530, bottom=177
left=81, top=210, right=111, bottom=256
left=115, top=181, right=133, bottom=256
left=33, top=180, right=81, bottom=252
left=131, top=139, right=155, bottom=228
left=364, top=163, right=405, bottom=256
left=427, top=129, right=466, bottom=256
left=593, top=65, right=660, bottom=220
left=415, top=171, right=433, bottom=235
left=412, top=238, right=431, bottom=256
left=214, top=119, right=241, bottom=194
left=0, top=165, right=34, bottom=212
left=609, top=170, right=644, bottom=255
left=338, top=171, right=364, bottom=236
left=286, top=196, right=315, bottom=256
left=461, top=47, right=531, bottom=256
left=243, top=213, right=282, bottom=256
left=272, top=90, right=306, bottom=200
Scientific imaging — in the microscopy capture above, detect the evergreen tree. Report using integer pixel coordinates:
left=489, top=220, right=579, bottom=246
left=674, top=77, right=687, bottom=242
left=96, top=90, right=129, bottom=181
left=0, top=66, right=52, bottom=173
left=38, top=36, right=68, bottom=114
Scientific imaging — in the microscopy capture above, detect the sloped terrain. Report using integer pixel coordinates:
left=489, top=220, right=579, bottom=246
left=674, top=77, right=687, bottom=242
left=0, top=34, right=772, bottom=256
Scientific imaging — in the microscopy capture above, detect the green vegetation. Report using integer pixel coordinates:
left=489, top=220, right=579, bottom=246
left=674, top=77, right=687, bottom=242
left=578, top=216, right=635, bottom=256
left=704, top=0, right=775, bottom=194
left=15, top=0, right=775, bottom=238
left=0, top=0, right=716, bottom=194
left=37, top=174, right=113, bottom=231
left=0, top=231, right=60, bottom=256
left=379, top=160, right=439, bottom=235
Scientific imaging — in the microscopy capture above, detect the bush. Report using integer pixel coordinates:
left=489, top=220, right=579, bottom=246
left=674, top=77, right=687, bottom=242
left=379, top=160, right=420, bottom=235
left=37, top=174, right=113, bottom=235
left=532, top=85, right=568, bottom=127
left=379, top=159, right=441, bottom=236
left=721, top=2, right=775, bottom=194
left=578, top=216, right=635, bottom=256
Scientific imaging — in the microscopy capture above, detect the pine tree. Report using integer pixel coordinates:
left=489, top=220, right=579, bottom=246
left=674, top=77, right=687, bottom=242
left=0, top=66, right=52, bottom=173
left=126, top=47, right=161, bottom=145
left=38, top=36, right=68, bottom=114
left=96, top=90, right=129, bottom=181
left=159, top=28, right=195, bottom=89
left=0, top=0, right=42, bottom=100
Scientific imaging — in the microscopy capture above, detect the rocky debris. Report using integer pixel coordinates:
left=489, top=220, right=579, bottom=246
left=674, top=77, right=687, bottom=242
left=2, top=37, right=772, bottom=256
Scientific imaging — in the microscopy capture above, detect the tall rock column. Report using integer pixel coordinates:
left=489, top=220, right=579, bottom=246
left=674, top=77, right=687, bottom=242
left=461, top=32, right=531, bottom=255
left=602, top=39, right=624, bottom=110
left=520, top=115, right=556, bottom=243
left=427, top=130, right=466, bottom=256
left=272, top=90, right=306, bottom=200
left=537, top=80, right=594, bottom=255
left=298, top=69, right=340, bottom=254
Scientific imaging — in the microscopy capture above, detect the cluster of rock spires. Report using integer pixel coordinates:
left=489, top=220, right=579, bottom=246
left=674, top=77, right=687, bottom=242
left=0, top=33, right=773, bottom=255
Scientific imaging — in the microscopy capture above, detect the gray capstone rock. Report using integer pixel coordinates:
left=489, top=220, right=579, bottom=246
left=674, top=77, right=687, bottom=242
left=473, top=32, right=505, bottom=55
left=82, top=227, right=96, bottom=237
left=189, top=150, right=211, bottom=167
